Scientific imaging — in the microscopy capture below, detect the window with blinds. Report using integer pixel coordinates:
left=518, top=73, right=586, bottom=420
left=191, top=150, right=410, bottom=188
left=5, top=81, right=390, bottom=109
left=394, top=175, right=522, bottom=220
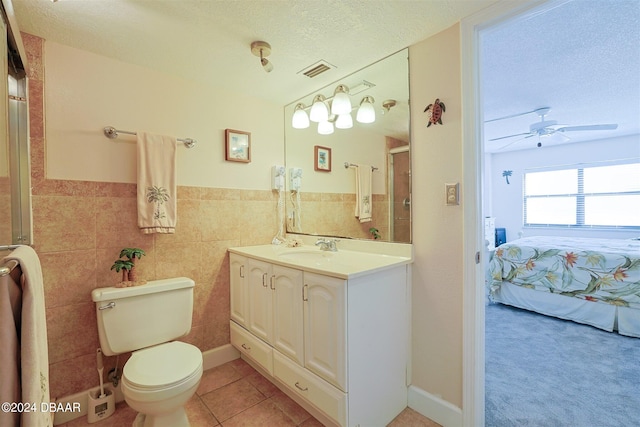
left=523, top=161, right=640, bottom=228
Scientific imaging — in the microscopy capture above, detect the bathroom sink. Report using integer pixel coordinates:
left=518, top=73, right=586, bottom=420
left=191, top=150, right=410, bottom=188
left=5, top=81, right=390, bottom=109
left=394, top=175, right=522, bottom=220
left=278, top=250, right=335, bottom=263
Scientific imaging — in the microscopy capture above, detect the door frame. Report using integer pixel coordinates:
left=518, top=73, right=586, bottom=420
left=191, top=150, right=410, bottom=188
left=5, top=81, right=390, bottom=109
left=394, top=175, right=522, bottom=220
left=460, top=1, right=565, bottom=425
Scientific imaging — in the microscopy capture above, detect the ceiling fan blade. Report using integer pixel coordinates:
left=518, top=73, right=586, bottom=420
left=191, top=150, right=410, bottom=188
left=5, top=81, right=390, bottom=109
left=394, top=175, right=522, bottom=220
left=496, top=134, right=534, bottom=151
left=489, top=132, right=532, bottom=142
left=556, top=124, right=618, bottom=132
left=484, top=107, right=551, bottom=123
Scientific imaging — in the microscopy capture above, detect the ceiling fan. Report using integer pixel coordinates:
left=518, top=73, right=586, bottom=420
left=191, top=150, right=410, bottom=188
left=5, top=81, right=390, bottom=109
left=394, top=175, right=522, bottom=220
left=488, top=107, right=618, bottom=149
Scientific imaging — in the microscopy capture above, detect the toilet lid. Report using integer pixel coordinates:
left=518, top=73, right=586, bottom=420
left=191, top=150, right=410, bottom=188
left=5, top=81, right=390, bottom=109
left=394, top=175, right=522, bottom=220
left=124, top=341, right=202, bottom=389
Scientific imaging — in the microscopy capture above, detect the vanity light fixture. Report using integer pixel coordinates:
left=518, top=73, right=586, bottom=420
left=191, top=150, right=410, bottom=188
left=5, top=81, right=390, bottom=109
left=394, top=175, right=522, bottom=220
left=356, top=96, right=376, bottom=124
left=250, top=41, right=274, bottom=73
left=309, top=95, right=329, bottom=123
left=292, top=81, right=377, bottom=133
left=331, top=85, right=351, bottom=115
left=292, top=103, right=310, bottom=129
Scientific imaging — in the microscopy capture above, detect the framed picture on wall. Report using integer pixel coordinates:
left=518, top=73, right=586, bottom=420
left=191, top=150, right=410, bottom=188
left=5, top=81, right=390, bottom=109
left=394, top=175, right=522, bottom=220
left=314, top=145, right=331, bottom=172
left=225, top=129, right=251, bottom=163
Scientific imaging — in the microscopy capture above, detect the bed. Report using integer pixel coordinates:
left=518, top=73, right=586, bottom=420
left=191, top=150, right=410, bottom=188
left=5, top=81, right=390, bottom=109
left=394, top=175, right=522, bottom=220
left=488, top=236, right=640, bottom=338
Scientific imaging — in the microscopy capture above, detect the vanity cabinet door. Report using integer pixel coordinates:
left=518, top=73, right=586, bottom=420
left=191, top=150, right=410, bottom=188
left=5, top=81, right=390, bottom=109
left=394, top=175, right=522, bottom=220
left=272, top=265, right=304, bottom=365
left=229, top=254, right=248, bottom=327
left=303, top=272, right=347, bottom=391
left=247, top=258, right=273, bottom=344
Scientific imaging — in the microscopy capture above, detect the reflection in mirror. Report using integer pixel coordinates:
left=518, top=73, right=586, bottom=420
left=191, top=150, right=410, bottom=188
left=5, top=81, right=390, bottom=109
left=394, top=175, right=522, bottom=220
left=284, top=49, right=410, bottom=243
left=1, top=6, right=30, bottom=247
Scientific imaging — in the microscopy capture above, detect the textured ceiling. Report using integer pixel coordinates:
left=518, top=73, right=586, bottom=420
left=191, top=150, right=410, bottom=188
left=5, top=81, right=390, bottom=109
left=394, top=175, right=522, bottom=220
left=481, top=0, right=640, bottom=152
left=13, top=0, right=497, bottom=105
left=11, top=0, right=640, bottom=153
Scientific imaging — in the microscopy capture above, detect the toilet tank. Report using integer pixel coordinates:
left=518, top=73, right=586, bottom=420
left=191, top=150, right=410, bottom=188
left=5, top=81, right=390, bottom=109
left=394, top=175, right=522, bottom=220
left=91, top=277, right=195, bottom=356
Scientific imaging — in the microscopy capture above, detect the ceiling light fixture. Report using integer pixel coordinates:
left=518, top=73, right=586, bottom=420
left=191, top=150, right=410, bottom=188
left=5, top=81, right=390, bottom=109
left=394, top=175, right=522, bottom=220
left=250, top=41, right=273, bottom=73
left=356, top=96, right=376, bottom=123
left=382, top=99, right=397, bottom=113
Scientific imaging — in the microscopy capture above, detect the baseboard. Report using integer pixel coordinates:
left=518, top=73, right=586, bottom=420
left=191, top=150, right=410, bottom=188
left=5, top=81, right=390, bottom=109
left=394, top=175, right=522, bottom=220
left=408, top=385, right=463, bottom=427
left=52, top=344, right=240, bottom=425
left=202, top=343, right=240, bottom=370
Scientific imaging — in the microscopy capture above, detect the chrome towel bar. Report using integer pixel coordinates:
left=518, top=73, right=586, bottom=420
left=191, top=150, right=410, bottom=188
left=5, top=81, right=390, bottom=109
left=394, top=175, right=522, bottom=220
left=103, top=126, right=197, bottom=148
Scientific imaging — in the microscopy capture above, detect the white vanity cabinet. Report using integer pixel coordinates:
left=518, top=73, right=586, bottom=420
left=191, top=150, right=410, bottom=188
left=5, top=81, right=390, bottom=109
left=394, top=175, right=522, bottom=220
left=228, top=246, right=410, bottom=427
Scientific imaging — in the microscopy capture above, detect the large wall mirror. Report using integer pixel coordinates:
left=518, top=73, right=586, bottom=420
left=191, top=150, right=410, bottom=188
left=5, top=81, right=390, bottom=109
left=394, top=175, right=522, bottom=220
left=1, top=1, right=31, bottom=248
left=284, top=49, right=410, bottom=243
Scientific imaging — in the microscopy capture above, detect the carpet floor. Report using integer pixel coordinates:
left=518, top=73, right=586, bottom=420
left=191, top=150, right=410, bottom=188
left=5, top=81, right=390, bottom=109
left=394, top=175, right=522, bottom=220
left=485, top=302, right=640, bottom=427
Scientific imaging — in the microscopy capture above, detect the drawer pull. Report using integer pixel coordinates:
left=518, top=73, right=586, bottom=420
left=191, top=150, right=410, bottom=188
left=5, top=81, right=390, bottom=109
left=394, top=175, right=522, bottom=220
left=240, top=265, right=244, bottom=278
left=294, top=382, right=308, bottom=392
left=262, top=273, right=268, bottom=287
left=241, top=343, right=251, bottom=351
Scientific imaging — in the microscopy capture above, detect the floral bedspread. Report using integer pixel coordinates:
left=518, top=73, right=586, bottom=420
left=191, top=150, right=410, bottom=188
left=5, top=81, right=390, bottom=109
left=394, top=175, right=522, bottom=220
left=488, top=236, right=640, bottom=308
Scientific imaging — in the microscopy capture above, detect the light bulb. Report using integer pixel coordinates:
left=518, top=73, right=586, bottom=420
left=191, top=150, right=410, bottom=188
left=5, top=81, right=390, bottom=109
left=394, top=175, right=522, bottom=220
left=318, top=120, right=334, bottom=135
left=292, top=104, right=309, bottom=129
left=261, top=58, right=274, bottom=73
left=335, top=113, right=353, bottom=129
left=331, top=85, right=352, bottom=115
left=310, top=95, right=329, bottom=123
left=356, top=96, right=376, bottom=124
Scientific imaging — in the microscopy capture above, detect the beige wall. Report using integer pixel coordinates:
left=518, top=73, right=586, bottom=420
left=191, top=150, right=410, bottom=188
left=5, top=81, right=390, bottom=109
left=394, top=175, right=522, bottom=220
left=410, top=24, right=464, bottom=407
left=44, top=41, right=283, bottom=189
left=24, top=21, right=469, bottom=411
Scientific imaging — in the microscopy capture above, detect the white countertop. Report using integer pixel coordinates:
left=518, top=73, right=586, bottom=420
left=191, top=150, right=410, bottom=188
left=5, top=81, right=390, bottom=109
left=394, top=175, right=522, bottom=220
left=228, top=243, right=412, bottom=279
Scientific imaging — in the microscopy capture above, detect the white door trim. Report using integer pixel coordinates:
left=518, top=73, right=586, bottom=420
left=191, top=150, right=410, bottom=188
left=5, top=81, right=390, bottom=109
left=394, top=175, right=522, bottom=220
left=460, top=1, right=563, bottom=426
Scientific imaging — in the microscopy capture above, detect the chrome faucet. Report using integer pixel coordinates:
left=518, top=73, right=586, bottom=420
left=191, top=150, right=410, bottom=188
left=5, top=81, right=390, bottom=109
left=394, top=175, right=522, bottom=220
left=315, top=238, right=338, bottom=252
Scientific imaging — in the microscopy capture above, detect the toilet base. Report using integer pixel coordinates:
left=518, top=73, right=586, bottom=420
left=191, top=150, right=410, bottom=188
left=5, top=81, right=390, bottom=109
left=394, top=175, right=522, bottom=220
left=132, top=408, right=190, bottom=427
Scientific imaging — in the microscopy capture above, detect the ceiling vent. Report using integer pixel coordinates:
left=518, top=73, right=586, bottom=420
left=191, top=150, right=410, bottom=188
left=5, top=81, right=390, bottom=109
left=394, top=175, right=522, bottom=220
left=298, top=60, right=336, bottom=78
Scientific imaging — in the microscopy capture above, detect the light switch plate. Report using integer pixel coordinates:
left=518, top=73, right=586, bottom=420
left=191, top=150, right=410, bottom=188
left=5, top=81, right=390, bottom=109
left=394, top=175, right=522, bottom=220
left=445, top=183, right=459, bottom=206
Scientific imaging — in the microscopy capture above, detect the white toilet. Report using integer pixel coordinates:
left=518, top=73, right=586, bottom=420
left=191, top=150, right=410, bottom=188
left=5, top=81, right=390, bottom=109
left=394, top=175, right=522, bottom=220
left=92, top=277, right=203, bottom=427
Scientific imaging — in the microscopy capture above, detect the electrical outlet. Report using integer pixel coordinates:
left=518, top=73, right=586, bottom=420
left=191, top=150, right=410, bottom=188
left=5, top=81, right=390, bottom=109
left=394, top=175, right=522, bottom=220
left=445, top=183, right=459, bottom=206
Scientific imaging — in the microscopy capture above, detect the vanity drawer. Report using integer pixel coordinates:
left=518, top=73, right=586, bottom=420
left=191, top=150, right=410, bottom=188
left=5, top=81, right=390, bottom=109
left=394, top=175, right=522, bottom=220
left=231, top=321, right=273, bottom=375
left=274, top=351, right=347, bottom=426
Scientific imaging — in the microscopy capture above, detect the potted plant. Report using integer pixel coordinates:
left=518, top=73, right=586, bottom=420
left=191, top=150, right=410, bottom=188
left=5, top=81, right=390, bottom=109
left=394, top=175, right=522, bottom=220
left=119, top=248, right=146, bottom=282
left=111, top=248, right=147, bottom=287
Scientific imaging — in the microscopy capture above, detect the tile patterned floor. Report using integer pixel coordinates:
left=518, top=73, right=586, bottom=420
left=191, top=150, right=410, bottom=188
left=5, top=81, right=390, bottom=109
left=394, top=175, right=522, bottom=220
left=60, top=358, right=441, bottom=427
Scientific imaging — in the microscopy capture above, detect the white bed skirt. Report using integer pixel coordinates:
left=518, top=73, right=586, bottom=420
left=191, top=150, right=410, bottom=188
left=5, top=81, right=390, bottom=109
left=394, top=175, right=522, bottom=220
left=491, top=282, right=640, bottom=338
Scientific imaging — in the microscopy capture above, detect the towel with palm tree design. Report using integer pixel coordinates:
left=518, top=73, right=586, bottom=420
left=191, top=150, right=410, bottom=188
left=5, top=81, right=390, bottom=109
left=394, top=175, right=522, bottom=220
left=136, top=132, right=177, bottom=234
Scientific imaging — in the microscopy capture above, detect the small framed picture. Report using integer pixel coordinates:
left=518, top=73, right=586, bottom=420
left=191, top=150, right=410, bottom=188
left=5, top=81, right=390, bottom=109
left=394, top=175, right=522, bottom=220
left=225, top=129, right=251, bottom=163
left=314, top=145, right=332, bottom=172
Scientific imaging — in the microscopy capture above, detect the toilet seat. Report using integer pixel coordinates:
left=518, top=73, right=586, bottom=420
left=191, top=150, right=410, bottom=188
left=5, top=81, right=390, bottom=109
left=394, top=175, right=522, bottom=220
left=123, top=341, right=202, bottom=390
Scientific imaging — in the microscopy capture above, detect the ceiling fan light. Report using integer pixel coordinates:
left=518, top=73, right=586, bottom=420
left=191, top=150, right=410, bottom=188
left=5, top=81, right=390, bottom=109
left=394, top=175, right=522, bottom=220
left=292, top=103, right=309, bottom=129
left=356, top=96, right=376, bottom=124
left=310, top=95, right=329, bottom=123
left=331, top=85, right=352, bottom=115
left=335, top=113, right=353, bottom=129
left=318, top=120, right=334, bottom=135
